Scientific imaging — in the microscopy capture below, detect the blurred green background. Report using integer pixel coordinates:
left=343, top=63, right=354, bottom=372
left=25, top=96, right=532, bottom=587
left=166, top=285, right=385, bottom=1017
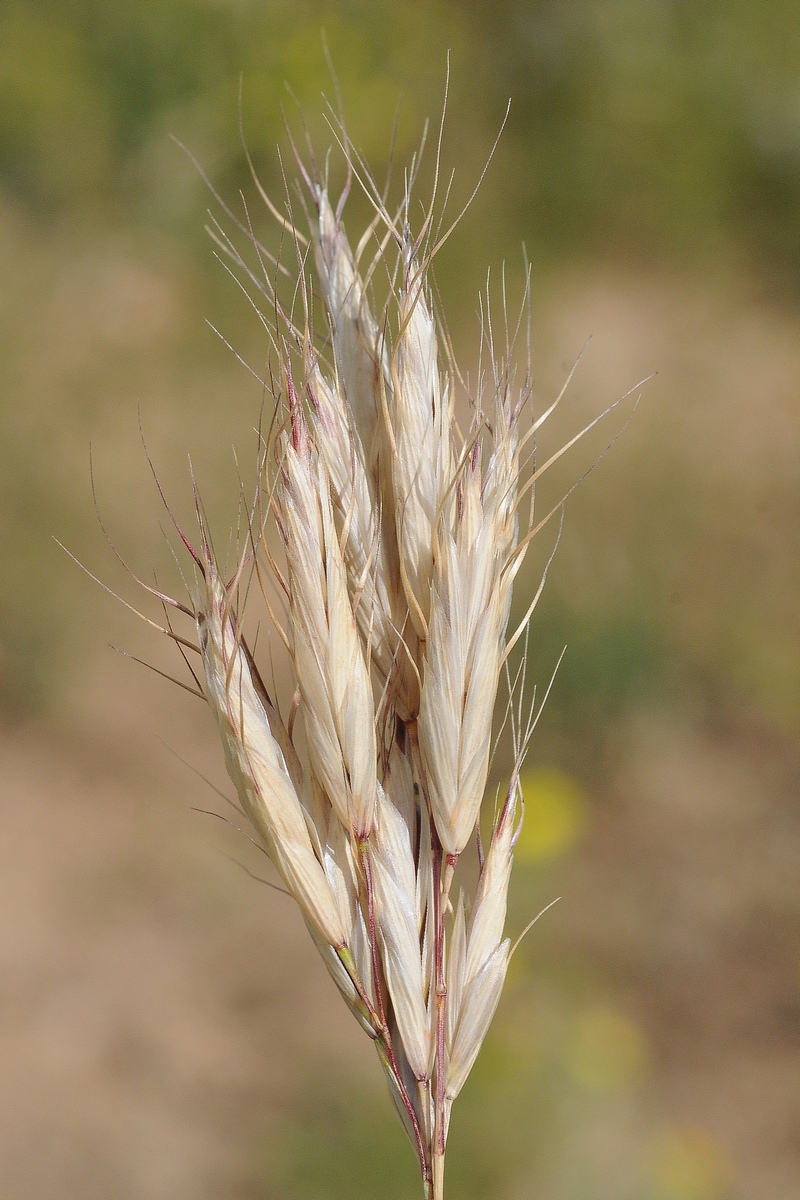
left=1, top=3, right=797, bottom=1199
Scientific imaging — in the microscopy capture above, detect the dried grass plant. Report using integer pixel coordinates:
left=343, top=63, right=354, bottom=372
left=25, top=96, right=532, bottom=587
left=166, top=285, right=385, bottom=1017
left=75, top=80, right=644, bottom=1200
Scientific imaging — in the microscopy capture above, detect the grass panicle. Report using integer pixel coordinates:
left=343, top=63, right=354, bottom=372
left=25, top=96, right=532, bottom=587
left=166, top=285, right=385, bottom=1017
left=99, top=94, right=639, bottom=1200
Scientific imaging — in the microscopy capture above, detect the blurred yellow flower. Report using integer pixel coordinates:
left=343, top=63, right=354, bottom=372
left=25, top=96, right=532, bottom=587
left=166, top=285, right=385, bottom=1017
left=648, top=1125, right=731, bottom=1200
left=515, top=768, right=587, bottom=861
left=565, top=1005, right=650, bottom=1094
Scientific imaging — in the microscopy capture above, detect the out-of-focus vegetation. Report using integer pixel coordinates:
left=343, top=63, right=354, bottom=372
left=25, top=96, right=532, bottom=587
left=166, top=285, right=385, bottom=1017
left=2, top=0, right=798, bottom=275
left=1, top=0, right=797, bottom=718
left=0, top=4, right=797, bottom=1200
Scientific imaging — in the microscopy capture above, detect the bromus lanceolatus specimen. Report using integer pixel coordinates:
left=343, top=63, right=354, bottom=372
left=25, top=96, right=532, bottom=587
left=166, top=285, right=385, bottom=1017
left=79, top=89, right=646, bottom=1200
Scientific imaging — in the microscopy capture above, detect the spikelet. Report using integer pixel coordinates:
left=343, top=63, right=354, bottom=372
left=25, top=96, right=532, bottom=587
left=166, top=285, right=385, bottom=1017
left=372, top=782, right=432, bottom=1080
left=310, top=187, right=385, bottom=473
left=417, top=370, right=524, bottom=856
left=279, top=387, right=377, bottom=839
left=195, top=558, right=347, bottom=951
left=446, top=791, right=517, bottom=1101
left=388, top=249, right=454, bottom=638
left=307, top=191, right=419, bottom=717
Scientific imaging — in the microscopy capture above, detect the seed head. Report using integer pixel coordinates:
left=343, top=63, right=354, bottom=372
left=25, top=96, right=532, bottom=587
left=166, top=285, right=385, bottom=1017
left=166, top=98, right=596, bottom=1200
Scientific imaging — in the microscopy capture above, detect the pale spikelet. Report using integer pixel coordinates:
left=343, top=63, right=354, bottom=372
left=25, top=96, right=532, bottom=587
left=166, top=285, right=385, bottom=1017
left=372, top=782, right=432, bottom=1080
left=303, top=347, right=376, bottom=568
left=382, top=735, right=433, bottom=942
left=419, top=569, right=503, bottom=857
left=481, top=392, right=521, bottom=564
left=389, top=251, right=453, bottom=637
left=195, top=563, right=346, bottom=950
left=419, top=449, right=508, bottom=857
left=310, top=187, right=386, bottom=472
left=279, top=393, right=377, bottom=838
left=305, top=347, right=411, bottom=707
left=446, top=939, right=510, bottom=1101
left=307, top=191, right=430, bottom=717
left=463, top=798, right=515, bottom=987
left=445, top=790, right=516, bottom=1099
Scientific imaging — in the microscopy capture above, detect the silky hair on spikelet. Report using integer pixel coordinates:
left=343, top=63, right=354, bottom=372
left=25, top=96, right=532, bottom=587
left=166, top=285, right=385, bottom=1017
left=96, top=87, right=646, bottom=1200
